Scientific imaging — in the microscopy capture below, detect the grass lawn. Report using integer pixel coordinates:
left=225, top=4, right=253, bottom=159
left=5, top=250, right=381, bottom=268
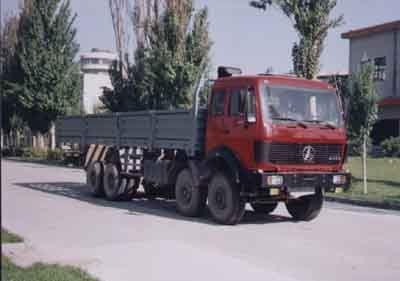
left=1, top=256, right=97, bottom=281
left=331, top=157, right=400, bottom=205
left=2, top=228, right=23, bottom=243
left=1, top=228, right=97, bottom=281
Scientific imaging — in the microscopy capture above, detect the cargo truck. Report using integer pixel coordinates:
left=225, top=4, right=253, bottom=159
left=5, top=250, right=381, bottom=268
left=56, top=67, right=350, bottom=225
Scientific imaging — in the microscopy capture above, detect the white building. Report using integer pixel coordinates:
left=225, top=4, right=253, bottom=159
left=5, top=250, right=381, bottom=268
left=80, top=48, right=117, bottom=114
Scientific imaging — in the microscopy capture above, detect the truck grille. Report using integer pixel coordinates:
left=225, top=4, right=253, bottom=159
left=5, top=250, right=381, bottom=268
left=255, top=142, right=343, bottom=165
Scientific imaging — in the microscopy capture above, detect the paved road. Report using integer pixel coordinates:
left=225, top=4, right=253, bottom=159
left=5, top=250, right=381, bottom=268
left=2, top=160, right=400, bottom=281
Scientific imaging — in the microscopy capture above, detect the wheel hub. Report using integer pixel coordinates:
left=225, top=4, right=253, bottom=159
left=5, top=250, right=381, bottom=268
left=181, top=183, right=192, bottom=204
left=215, top=188, right=226, bottom=210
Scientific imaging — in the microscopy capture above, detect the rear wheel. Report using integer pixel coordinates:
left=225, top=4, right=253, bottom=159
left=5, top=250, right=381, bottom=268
left=119, top=177, right=139, bottom=201
left=103, top=163, right=123, bottom=201
left=207, top=172, right=245, bottom=225
left=86, top=161, right=104, bottom=197
left=175, top=168, right=206, bottom=217
left=251, top=202, right=278, bottom=214
left=285, top=190, right=323, bottom=221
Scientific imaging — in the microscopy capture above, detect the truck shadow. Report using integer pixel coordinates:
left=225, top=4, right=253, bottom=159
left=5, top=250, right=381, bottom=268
left=14, top=182, right=294, bottom=225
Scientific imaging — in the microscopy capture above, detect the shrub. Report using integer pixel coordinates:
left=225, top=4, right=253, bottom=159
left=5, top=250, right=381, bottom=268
left=47, top=148, right=64, bottom=161
left=347, top=137, right=372, bottom=156
left=1, top=148, right=12, bottom=157
left=380, top=137, right=400, bottom=157
left=1, top=147, right=23, bottom=157
left=21, top=147, right=48, bottom=159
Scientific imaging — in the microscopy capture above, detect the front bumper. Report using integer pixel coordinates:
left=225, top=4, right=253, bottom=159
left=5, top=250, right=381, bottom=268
left=259, top=171, right=351, bottom=194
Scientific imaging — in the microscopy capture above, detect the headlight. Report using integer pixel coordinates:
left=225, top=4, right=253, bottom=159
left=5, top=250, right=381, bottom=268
left=267, top=175, right=283, bottom=186
left=332, top=175, right=346, bottom=185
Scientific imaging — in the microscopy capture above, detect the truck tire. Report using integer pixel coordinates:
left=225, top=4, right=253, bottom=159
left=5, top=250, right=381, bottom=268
left=207, top=172, right=245, bottom=225
left=86, top=161, right=104, bottom=197
left=251, top=202, right=278, bottom=214
left=285, top=190, right=323, bottom=221
left=119, top=178, right=139, bottom=201
left=175, top=168, right=206, bottom=217
left=103, top=163, right=123, bottom=201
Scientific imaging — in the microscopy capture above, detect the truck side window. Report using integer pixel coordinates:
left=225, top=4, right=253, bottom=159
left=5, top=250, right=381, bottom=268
left=229, top=89, right=246, bottom=116
left=211, top=91, right=225, bottom=116
left=248, top=88, right=256, bottom=115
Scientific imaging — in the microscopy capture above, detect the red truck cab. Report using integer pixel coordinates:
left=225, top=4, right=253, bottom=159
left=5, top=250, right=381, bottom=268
left=204, top=68, right=349, bottom=222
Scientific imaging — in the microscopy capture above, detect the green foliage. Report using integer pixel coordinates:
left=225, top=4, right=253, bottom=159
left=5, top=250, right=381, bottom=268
left=250, top=0, right=343, bottom=79
left=1, top=147, right=24, bottom=157
left=1, top=228, right=23, bottom=243
left=5, top=0, right=80, bottom=134
left=2, top=255, right=98, bottom=281
left=335, top=157, right=400, bottom=205
left=347, top=64, right=378, bottom=142
left=1, top=15, right=22, bottom=135
left=380, top=137, right=400, bottom=157
left=347, top=137, right=372, bottom=157
left=21, top=147, right=48, bottom=159
left=2, top=146, right=64, bottom=160
left=102, top=0, right=211, bottom=112
left=46, top=148, right=64, bottom=160
left=100, top=53, right=148, bottom=112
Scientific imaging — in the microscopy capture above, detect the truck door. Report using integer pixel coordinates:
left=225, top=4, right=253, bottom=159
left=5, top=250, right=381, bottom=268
left=206, top=89, right=227, bottom=151
left=224, top=86, right=257, bottom=168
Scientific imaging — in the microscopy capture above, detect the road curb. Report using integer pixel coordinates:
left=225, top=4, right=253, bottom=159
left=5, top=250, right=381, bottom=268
left=325, top=195, right=400, bottom=211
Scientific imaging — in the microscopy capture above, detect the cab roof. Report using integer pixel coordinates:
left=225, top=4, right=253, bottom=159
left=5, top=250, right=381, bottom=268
left=214, top=74, right=334, bottom=91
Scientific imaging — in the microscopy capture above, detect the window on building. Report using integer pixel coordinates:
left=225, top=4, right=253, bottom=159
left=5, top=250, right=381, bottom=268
left=374, top=57, right=386, bottom=81
left=211, top=91, right=225, bottom=116
left=81, top=58, right=101, bottom=65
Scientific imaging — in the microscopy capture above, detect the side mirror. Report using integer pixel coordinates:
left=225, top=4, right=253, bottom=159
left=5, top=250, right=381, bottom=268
left=246, top=87, right=256, bottom=124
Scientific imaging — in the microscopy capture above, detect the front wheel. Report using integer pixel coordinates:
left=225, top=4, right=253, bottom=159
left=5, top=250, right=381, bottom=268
left=285, top=190, right=323, bottom=221
left=207, top=172, right=245, bottom=225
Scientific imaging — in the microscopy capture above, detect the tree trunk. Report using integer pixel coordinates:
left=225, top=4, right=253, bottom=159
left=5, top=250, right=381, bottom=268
left=34, top=133, right=45, bottom=149
left=50, top=122, right=56, bottom=150
left=32, top=135, right=36, bottom=148
left=362, top=134, right=368, bottom=194
left=38, top=133, right=45, bottom=149
left=1, top=129, right=3, bottom=149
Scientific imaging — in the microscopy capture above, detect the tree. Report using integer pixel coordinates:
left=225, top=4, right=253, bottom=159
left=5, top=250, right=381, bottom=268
left=109, top=0, right=131, bottom=76
left=103, top=0, right=211, bottom=112
left=10, top=0, right=80, bottom=148
left=347, top=64, right=378, bottom=194
left=145, top=1, right=211, bottom=109
left=250, top=0, right=343, bottom=79
left=1, top=14, right=22, bottom=143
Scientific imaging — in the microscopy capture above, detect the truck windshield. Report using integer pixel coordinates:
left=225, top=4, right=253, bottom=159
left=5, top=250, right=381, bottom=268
left=261, top=84, right=343, bottom=128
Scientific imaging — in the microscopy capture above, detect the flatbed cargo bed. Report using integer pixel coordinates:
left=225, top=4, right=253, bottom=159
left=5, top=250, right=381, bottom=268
left=56, top=108, right=207, bottom=156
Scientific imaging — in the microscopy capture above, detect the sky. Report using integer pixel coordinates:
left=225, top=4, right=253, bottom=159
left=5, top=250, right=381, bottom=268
left=2, top=0, right=400, bottom=76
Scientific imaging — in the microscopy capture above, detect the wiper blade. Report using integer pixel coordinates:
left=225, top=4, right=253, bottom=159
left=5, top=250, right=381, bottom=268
left=273, top=117, right=307, bottom=128
left=272, top=117, right=297, bottom=121
left=303, top=119, right=336, bottom=129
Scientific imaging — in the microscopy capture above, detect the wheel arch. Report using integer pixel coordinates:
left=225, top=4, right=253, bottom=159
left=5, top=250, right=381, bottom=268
left=200, top=146, right=250, bottom=187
